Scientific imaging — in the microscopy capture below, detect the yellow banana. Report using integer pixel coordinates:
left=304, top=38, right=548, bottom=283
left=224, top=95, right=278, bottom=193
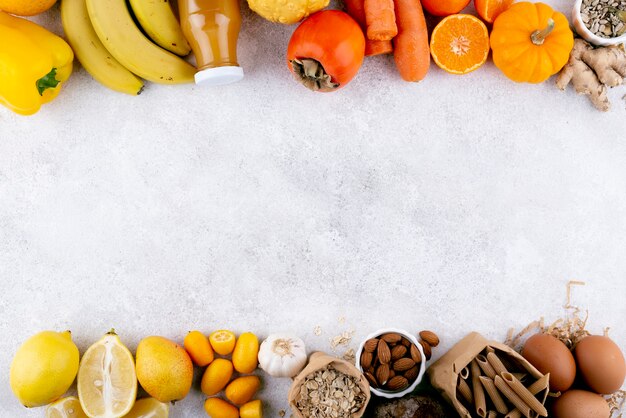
left=128, top=0, right=191, bottom=56
left=61, top=0, right=144, bottom=95
left=86, top=0, right=196, bottom=84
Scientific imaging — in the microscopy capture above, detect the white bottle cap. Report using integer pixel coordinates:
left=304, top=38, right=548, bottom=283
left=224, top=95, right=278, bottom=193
left=194, top=66, right=244, bottom=86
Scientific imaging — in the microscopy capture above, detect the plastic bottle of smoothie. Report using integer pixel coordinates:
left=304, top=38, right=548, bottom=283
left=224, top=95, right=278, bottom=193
left=179, top=0, right=244, bottom=86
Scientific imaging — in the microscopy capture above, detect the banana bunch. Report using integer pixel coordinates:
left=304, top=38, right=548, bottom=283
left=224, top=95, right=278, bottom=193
left=61, top=0, right=196, bottom=95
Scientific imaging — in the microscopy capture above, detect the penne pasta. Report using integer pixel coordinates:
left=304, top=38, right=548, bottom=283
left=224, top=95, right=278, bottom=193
left=460, top=366, right=470, bottom=380
left=479, top=376, right=509, bottom=414
left=457, top=376, right=473, bottom=404
left=476, top=354, right=497, bottom=379
left=487, top=411, right=497, bottom=418
left=527, top=373, right=550, bottom=396
left=487, top=352, right=510, bottom=376
left=518, top=359, right=544, bottom=379
left=485, top=346, right=495, bottom=354
left=505, top=409, right=522, bottom=418
left=471, top=360, right=487, bottom=418
left=494, top=375, right=533, bottom=418
left=512, top=372, right=528, bottom=382
left=502, top=372, right=548, bottom=417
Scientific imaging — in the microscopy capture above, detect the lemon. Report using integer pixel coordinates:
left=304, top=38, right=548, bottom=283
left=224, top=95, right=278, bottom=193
left=136, top=336, right=193, bottom=403
left=124, top=398, right=168, bottom=418
left=46, top=397, right=88, bottom=418
left=0, top=0, right=57, bottom=16
left=10, top=330, right=79, bottom=407
left=77, top=331, right=137, bottom=418
left=247, top=0, right=329, bottom=24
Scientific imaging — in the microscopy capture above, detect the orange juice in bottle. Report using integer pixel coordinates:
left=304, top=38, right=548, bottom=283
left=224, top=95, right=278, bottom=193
left=179, top=0, right=244, bottom=86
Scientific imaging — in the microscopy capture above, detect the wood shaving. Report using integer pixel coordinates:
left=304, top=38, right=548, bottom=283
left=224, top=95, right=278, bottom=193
left=505, top=281, right=591, bottom=350
left=609, top=390, right=625, bottom=418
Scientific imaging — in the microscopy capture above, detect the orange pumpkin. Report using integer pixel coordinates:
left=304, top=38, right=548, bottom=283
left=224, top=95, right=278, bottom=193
left=490, top=2, right=574, bottom=83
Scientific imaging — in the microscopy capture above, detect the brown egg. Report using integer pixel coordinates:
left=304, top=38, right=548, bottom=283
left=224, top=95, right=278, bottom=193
left=575, top=335, right=626, bottom=394
left=522, top=333, right=576, bottom=392
left=552, top=390, right=610, bottom=418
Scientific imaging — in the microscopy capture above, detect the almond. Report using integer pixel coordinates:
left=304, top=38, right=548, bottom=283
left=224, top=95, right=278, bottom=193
left=393, top=357, right=416, bottom=372
left=400, top=337, right=411, bottom=347
left=376, top=363, right=390, bottom=386
left=386, top=375, right=409, bottom=391
left=419, top=340, right=432, bottom=360
left=410, top=344, right=422, bottom=364
left=381, top=333, right=402, bottom=344
left=364, top=338, right=379, bottom=353
left=364, top=371, right=378, bottom=388
left=404, top=366, right=419, bottom=381
left=419, top=330, right=440, bottom=347
left=391, top=345, right=407, bottom=360
left=377, top=339, right=391, bottom=364
left=388, top=369, right=396, bottom=379
left=360, top=351, right=373, bottom=368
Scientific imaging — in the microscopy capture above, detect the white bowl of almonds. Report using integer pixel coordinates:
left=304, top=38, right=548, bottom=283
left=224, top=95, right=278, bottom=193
left=573, top=0, right=626, bottom=46
left=355, top=328, right=431, bottom=399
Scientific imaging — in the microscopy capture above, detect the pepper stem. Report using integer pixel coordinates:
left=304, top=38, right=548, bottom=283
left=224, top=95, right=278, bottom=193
left=36, top=68, right=60, bottom=96
left=531, top=18, right=555, bottom=45
left=290, top=58, right=339, bottom=92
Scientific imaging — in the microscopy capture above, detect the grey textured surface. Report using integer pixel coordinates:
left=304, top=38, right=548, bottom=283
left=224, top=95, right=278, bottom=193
left=1, top=0, right=625, bottom=416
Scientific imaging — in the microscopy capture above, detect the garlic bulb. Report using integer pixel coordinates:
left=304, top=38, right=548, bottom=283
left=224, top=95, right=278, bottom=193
left=258, top=334, right=307, bottom=378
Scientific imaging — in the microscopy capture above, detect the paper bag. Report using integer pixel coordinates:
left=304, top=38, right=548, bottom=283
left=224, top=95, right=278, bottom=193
left=427, top=332, right=547, bottom=418
left=288, top=352, right=371, bottom=418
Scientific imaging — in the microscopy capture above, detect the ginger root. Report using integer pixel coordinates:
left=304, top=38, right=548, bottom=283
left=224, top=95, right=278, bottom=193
left=556, top=38, right=626, bottom=111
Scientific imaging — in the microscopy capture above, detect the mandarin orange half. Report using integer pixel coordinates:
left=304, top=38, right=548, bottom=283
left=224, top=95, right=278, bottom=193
left=430, top=14, right=490, bottom=75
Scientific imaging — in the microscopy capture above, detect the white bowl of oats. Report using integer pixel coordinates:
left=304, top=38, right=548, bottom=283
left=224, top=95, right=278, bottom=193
left=573, top=0, right=626, bottom=46
left=355, top=328, right=426, bottom=399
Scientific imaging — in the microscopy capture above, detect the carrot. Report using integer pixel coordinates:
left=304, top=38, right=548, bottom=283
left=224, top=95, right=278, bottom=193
left=344, top=0, right=393, bottom=56
left=364, top=0, right=397, bottom=41
left=393, top=0, right=430, bottom=82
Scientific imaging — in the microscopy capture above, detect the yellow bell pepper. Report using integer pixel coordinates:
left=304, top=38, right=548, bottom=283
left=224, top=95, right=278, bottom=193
left=0, top=11, right=74, bottom=116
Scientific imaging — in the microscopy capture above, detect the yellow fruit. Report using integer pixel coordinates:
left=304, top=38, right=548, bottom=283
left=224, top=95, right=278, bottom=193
left=77, top=331, right=137, bottom=418
left=232, top=333, right=259, bottom=374
left=10, top=331, right=79, bottom=407
left=225, top=376, right=261, bottom=406
left=209, top=330, right=236, bottom=356
left=46, top=396, right=88, bottom=418
left=136, top=336, right=193, bottom=403
left=124, top=398, right=169, bottom=418
left=201, top=358, right=234, bottom=396
left=184, top=331, right=214, bottom=367
left=204, top=398, right=239, bottom=418
left=247, top=0, right=328, bottom=24
left=0, top=0, right=57, bottom=16
left=239, top=400, right=263, bottom=418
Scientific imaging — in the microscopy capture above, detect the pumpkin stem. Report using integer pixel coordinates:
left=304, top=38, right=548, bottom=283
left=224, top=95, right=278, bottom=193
left=290, top=58, right=339, bottom=92
left=531, top=18, right=555, bottom=46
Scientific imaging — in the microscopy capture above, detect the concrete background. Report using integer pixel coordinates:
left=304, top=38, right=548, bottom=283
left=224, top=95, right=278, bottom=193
left=1, top=0, right=625, bottom=416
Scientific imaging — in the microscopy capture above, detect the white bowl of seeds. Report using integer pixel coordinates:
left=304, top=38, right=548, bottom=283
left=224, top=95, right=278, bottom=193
left=573, top=0, right=626, bottom=46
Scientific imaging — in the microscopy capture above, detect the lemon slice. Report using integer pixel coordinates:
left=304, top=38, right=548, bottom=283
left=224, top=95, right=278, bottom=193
left=124, top=398, right=169, bottom=418
left=78, top=331, right=137, bottom=418
left=46, top=396, right=89, bottom=418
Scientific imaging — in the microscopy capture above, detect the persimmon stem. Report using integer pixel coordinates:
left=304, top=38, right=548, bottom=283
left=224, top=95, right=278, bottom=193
left=531, top=18, right=555, bottom=45
left=290, top=58, right=339, bottom=92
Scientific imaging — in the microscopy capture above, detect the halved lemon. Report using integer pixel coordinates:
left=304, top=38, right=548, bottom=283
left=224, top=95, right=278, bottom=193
left=77, top=331, right=137, bottom=418
left=46, top=396, right=89, bottom=418
left=124, top=398, right=168, bottom=418
left=209, top=330, right=236, bottom=356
